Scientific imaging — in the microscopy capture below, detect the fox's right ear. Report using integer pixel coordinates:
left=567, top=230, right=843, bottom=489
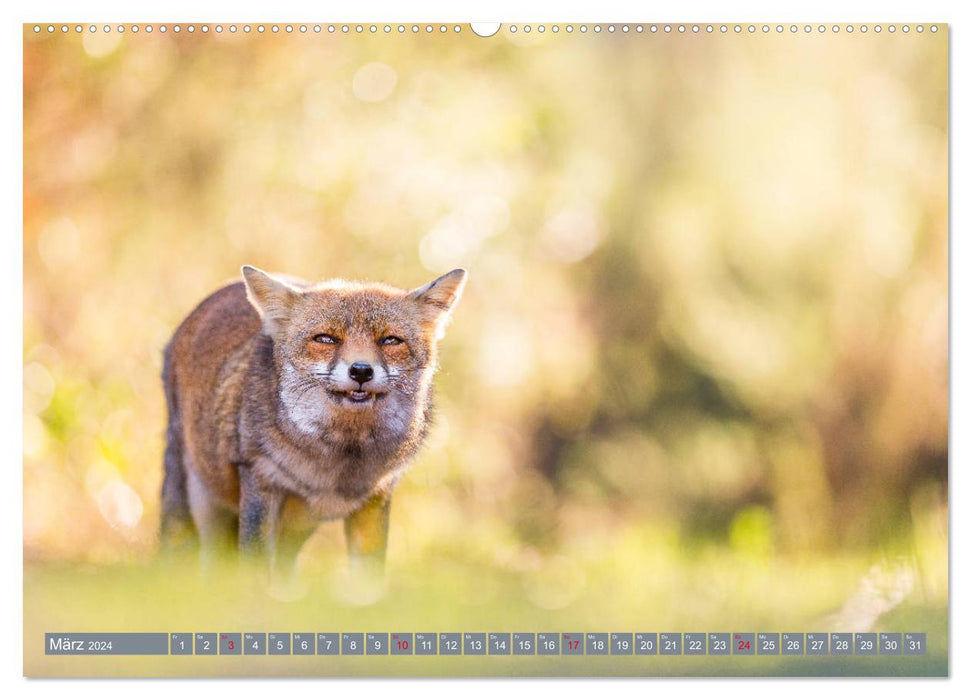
left=242, top=265, right=298, bottom=335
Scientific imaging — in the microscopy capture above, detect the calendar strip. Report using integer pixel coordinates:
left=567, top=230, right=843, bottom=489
left=45, top=632, right=927, bottom=656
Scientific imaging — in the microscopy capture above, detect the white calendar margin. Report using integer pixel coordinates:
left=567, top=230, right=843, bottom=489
left=2, top=0, right=964, bottom=697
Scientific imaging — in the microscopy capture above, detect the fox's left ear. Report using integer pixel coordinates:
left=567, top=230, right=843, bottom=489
left=408, top=269, right=467, bottom=334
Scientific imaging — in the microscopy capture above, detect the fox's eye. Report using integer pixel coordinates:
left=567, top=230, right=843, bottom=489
left=312, top=334, right=339, bottom=344
left=379, top=335, right=404, bottom=346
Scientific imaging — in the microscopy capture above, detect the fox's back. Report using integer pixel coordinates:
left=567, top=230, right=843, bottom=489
left=164, top=282, right=263, bottom=500
left=165, top=281, right=260, bottom=398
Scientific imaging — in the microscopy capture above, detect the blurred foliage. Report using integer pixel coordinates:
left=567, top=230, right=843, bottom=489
left=23, top=26, right=947, bottom=640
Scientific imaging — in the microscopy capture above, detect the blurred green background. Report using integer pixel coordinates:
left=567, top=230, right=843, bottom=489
left=23, top=25, right=947, bottom=675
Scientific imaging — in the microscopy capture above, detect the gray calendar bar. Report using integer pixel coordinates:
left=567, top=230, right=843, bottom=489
left=807, top=633, right=828, bottom=655
left=538, top=632, right=559, bottom=655
left=660, top=632, right=682, bottom=655
left=45, top=633, right=168, bottom=655
left=269, top=633, right=291, bottom=655
left=562, top=632, right=583, bottom=654
left=342, top=633, right=364, bottom=655
left=415, top=633, right=437, bottom=655
left=610, top=633, right=632, bottom=655
left=635, top=632, right=658, bottom=655
left=244, top=632, right=266, bottom=654
left=586, top=632, right=608, bottom=655
left=879, top=633, right=902, bottom=655
left=195, top=633, right=217, bottom=655
left=439, top=632, right=461, bottom=655
left=782, top=633, right=804, bottom=655
left=684, top=633, right=705, bottom=655
left=514, top=632, right=536, bottom=655
left=44, top=631, right=928, bottom=656
left=293, top=633, right=315, bottom=655
left=733, top=633, right=755, bottom=655
left=170, top=633, right=192, bottom=655
left=219, top=633, right=240, bottom=655
left=832, top=632, right=853, bottom=655
left=904, top=633, right=926, bottom=655
left=367, top=632, right=389, bottom=655
left=758, top=632, right=780, bottom=655
left=708, top=633, right=730, bottom=655
left=317, top=632, right=339, bottom=655
left=391, top=633, right=413, bottom=655
left=464, top=632, right=486, bottom=655
left=489, top=633, right=511, bottom=655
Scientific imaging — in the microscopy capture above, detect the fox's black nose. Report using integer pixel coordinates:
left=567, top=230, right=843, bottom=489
left=348, top=362, right=374, bottom=384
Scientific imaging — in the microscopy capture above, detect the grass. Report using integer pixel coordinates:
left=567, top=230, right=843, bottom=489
left=23, top=535, right=947, bottom=677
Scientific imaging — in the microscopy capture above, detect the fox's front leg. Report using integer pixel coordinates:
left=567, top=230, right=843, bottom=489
left=237, top=465, right=284, bottom=570
left=344, top=490, right=392, bottom=575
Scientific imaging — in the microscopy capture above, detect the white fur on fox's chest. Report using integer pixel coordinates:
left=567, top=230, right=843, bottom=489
left=251, top=452, right=390, bottom=520
left=253, top=456, right=402, bottom=521
left=264, top=364, right=408, bottom=519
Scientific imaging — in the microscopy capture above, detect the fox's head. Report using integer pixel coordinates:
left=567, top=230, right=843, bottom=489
left=241, top=265, right=466, bottom=449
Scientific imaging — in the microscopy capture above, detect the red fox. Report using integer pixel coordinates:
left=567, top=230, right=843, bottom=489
left=159, top=266, right=466, bottom=578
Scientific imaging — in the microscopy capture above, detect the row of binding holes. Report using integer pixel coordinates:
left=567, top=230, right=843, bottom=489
left=33, top=24, right=940, bottom=34
left=508, top=24, right=938, bottom=34
left=31, top=24, right=464, bottom=34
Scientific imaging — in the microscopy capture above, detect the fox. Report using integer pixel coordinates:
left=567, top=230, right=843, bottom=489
left=159, top=265, right=467, bottom=579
